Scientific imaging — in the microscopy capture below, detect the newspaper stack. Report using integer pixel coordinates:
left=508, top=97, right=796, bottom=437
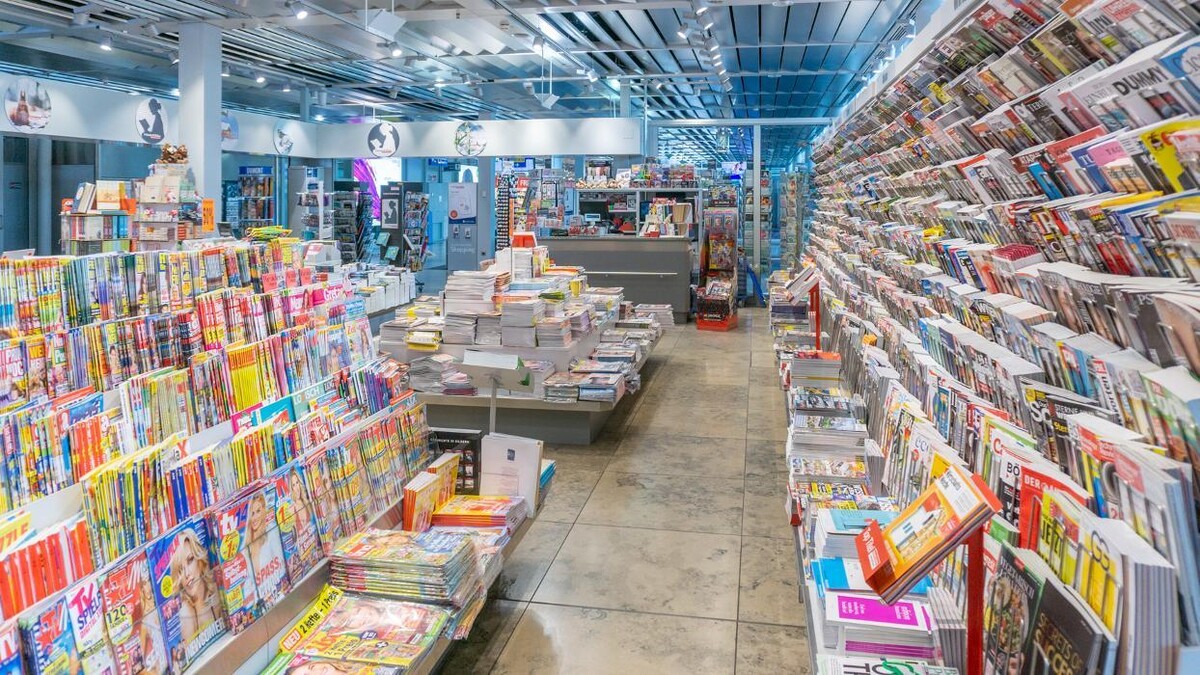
left=329, top=529, right=482, bottom=608
left=441, top=371, right=477, bottom=396
left=442, top=312, right=477, bottom=345
left=634, top=303, right=674, bottom=326
left=535, top=317, right=573, bottom=347
left=409, top=354, right=459, bottom=393
left=543, top=372, right=582, bottom=402
left=476, top=312, right=502, bottom=345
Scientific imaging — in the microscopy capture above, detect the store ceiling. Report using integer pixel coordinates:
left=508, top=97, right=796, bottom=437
left=0, top=0, right=936, bottom=165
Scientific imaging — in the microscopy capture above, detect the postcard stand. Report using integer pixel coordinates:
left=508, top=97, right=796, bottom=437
left=458, top=350, right=533, bottom=433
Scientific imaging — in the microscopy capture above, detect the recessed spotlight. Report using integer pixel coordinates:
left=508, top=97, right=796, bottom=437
left=281, top=83, right=292, bottom=92
left=654, top=81, right=664, bottom=90
left=434, top=78, right=446, bottom=87
left=255, top=74, right=266, bottom=84
left=677, top=26, right=691, bottom=40
left=170, top=51, right=180, bottom=65
left=287, top=1, right=308, bottom=19
left=100, top=36, right=113, bottom=51
left=314, top=113, right=325, bottom=121
left=533, top=36, right=545, bottom=56
left=700, top=16, right=715, bottom=30
left=586, top=69, right=598, bottom=83
left=717, top=67, right=727, bottom=75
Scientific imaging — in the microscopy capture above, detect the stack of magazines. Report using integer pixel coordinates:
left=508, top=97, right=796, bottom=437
left=633, top=303, right=674, bottom=326
left=578, top=373, right=624, bottom=403
left=432, top=495, right=529, bottom=530
left=408, top=354, right=459, bottom=393
left=475, top=312, right=502, bottom=345
left=566, top=308, right=593, bottom=337
left=543, top=372, right=582, bottom=402
left=535, top=317, right=574, bottom=347
left=276, top=587, right=450, bottom=672
left=329, top=529, right=483, bottom=607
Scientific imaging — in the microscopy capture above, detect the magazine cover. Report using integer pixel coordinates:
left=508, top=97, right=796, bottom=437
left=146, top=517, right=226, bottom=672
left=207, top=492, right=261, bottom=633
left=20, top=596, right=78, bottom=675
left=246, top=485, right=292, bottom=610
left=0, top=620, right=21, bottom=675
left=273, top=465, right=323, bottom=582
left=65, top=577, right=116, bottom=673
left=292, top=594, right=450, bottom=669
left=983, top=545, right=1045, bottom=675
left=299, top=452, right=345, bottom=555
left=101, top=551, right=168, bottom=675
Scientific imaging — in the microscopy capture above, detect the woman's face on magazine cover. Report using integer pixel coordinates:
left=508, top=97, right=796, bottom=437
left=249, top=495, right=268, bottom=533
left=174, top=538, right=206, bottom=601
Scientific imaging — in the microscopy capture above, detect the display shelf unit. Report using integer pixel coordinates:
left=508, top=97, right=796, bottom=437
left=134, top=162, right=201, bottom=251
left=330, top=191, right=358, bottom=262
left=60, top=212, right=132, bottom=255
left=402, top=191, right=430, bottom=270
left=237, top=166, right=275, bottom=226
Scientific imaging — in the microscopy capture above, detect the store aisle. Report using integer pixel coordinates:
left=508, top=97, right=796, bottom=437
left=441, top=308, right=812, bottom=674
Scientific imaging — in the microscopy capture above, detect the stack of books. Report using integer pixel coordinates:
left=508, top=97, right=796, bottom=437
left=442, top=312, right=477, bottom=344
left=329, top=529, right=483, bottom=607
left=443, top=271, right=499, bottom=315
left=820, top=592, right=940, bottom=662
left=431, top=495, right=529, bottom=530
left=566, top=308, right=593, bottom=338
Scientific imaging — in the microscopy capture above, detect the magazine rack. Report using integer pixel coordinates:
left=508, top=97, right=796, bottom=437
left=458, top=350, right=533, bottom=433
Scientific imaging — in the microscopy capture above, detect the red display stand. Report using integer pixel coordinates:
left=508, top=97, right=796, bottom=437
left=697, top=314, right=738, bottom=331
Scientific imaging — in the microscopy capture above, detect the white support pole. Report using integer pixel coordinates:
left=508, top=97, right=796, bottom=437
left=178, top=22, right=223, bottom=219
left=752, top=124, right=762, bottom=286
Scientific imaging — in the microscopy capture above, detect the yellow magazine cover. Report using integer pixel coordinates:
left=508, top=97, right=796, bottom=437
left=1142, top=119, right=1200, bottom=193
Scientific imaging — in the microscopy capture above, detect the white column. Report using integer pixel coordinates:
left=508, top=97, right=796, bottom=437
left=178, top=22, right=222, bottom=219
left=752, top=124, right=762, bottom=285
left=619, top=82, right=631, bottom=117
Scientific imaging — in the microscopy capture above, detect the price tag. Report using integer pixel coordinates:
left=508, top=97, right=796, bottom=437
left=201, top=198, right=215, bottom=233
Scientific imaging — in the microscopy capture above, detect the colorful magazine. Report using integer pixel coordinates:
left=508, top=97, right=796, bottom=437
left=101, top=551, right=168, bottom=675
left=273, top=465, right=323, bottom=582
left=207, top=491, right=261, bottom=633
left=146, top=517, right=226, bottom=672
left=288, top=592, right=451, bottom=669
left=246, top=485, right=292, bottom=611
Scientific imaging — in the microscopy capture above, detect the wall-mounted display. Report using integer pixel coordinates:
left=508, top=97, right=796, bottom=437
left=368, top=121, right=399, bottom=157
left=135, top=97, right=167, bottom=144
left=4, top=77, right=51, bottom=132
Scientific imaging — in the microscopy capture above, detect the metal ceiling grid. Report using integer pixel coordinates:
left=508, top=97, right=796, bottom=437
left=0, top=0, right=941, bottom=167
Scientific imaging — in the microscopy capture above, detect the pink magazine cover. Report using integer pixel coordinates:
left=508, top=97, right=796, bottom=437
left=245, top=485, right=292, bottom=610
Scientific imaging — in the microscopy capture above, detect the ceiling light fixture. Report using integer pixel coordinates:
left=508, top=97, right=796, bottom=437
left=389, top=42, right=403, bottom=57
left=145, top=23, right=160, bottom=36
left=255, top=74, right=266, bottom=84
left=128, top=90, right=138, bottom=96
left=221, top=64, right=231, bottom=77
left=281, top=82, right=292, bottom=92
left=717, top=66, right=727, bottom=75
left=99, top=36, right=113, bottom=51
left=314, top=113, right=325, bottom=121
left=532, top=36, right=545, bottom=57
left=694, top=2, right=709, bottom=15
left=677, top=25, right=691, bottom=40
left=586, top=69, right=598, bottom=82
left=700, top=16, right=714, bottom=30
left=654, top=81, right=664, bottom=90
left=287, top=1, right=308, bottom=19
left=434, top=77, right=446, bottom=87
left=170, top=51, right=180, bottom=65
left=171, top=87, right=180, bottom=96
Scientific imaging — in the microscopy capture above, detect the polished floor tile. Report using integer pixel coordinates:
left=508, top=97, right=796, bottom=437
left=738, top=536, right=807, bottom=626
left=578, top=471, right=745, bottom=534
left=742, top=492, right=796, bottom=540
left=492, top=604, right=737, bottom=675
left=536, top=469, right=602, bottom=523
left=437, top=599, right=527, bottom=675
left=629, top=402, right=747, bottom=440
left=607, top=432, right=747, bottom=478
left=543, top=442, right=617, bottom=472
left=494, top=519, right=572, bottom=601
left=643, top=383, right=750, bottom=407
left=533, top=524, right=741, bottom=620
left=735, top=622, right=813, bottom=674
